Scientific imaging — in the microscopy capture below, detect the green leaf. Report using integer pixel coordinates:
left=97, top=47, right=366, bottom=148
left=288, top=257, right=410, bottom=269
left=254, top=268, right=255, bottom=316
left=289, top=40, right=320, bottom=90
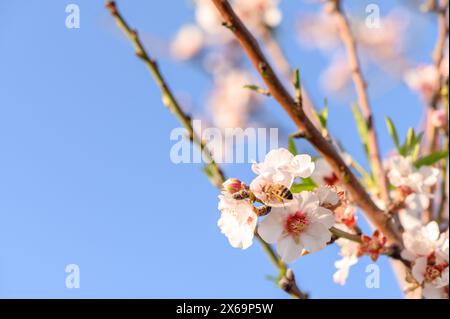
left=400, top=128, right=424, bottom=157
left=293, top=69, right=301, bottom=91
left=291, top=178, right=317, bottom=193
left=318, top=99, right=329, bottom=129
left=288, top=136, right=298, bottom=155
left=351, top=104, right=369, bottom=156
left=385, top=117, right=401, bottom=150
left=414, top=150, right=449, bottom=168
left=243, top=84, right=270, bottom=96
left=293, top=68, right=302, bottom=102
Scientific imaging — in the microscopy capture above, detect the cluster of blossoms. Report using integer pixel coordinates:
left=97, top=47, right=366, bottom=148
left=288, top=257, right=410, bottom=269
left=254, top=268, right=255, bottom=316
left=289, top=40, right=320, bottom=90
left=401, top=222, right=449, bottom=299
left=383, top=154, right=448, bottom=298
left=217, top=148, right=381, bottom=274
left=386, top=155, right=440, bottom=230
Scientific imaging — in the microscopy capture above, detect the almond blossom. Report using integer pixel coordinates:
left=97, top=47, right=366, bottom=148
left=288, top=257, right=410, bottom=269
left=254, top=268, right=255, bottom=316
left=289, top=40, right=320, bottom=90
left=387, top=155, right=440, bottom=193
left=333, top=225, right=360, bottom=286
left=387, top=155, right=440, bottom=229
left=258, top=191, right=335, bottom=263
left=251, top=148, right=315, bottom=188
left=170, top=24, right=204, bottom=61
left=311, top=158, right=339, bottom=187
left=208, top=69, right=259, bottom=130
left=402, top=223, right=449, bottom=299
left=404, top=65, right=440, bottom=100
left=218, top=192, right=258, bottom=249
left=314, top=186, right=339, bottom=208
left=431, top=109, right=448, bottom=129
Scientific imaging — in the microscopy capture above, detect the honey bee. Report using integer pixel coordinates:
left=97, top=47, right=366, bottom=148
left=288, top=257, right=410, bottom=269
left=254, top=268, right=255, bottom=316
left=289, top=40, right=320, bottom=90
left=232, top=189, right=252, bottom=200
left=262, top=183, right=293, bottom=204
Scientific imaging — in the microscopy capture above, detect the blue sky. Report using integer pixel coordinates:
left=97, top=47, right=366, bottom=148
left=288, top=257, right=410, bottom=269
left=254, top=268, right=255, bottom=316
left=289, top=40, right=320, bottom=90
left=0, top=0, right=438, bottom=298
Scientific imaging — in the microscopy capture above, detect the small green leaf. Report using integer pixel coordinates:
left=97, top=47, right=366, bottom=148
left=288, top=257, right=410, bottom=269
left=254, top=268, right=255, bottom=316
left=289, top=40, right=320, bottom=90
left=414, top=150, right=449, bottom=168
left=385, top=117, right=401, bottom=150
left=351, top=104, right=369, bottom=156
left=293, top=69, right=301, bottom=91
left=400, top=128, right=424, bottom=157
left=405, top=128, right=415, bottom=148
left=318, top=99, right=329, bottom=129
left=288, top=136, right=298, bottom=155
left=243, top=84, right=270, bottom=96
left=291, top=178, right=317, bottom=193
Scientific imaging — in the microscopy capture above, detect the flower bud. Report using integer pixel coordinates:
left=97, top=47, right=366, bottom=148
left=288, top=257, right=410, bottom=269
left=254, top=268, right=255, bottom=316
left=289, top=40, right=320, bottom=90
left=222, top=178, right=244, bottom=194
left=431, top=109, right=448, bottom=129
left=358, top=230, right=387, bottom=262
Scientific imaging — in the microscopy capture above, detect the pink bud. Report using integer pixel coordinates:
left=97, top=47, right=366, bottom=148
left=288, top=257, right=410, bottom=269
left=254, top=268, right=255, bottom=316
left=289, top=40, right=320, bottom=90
left=222, top=178, right=243, bottom=194
left=431, top=109, right=448, bottom=129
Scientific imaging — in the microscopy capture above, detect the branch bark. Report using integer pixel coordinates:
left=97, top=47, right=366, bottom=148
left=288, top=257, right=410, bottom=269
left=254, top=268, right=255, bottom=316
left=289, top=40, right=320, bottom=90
left=210, top=0, right=401, bottom=245
left=424, top=0, right=449, bottom=222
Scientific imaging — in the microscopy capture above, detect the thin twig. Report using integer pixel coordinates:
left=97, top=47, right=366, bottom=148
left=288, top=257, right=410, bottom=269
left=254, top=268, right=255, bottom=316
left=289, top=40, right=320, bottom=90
left=106, top=0, right=307, bottom=299
left=330, top=226, right=362, bottom=243
left=424, top=0, right=449, bottom=222
left=210, top=0, right=401, bottom=245
left=328, top=0, right=390, bottom=206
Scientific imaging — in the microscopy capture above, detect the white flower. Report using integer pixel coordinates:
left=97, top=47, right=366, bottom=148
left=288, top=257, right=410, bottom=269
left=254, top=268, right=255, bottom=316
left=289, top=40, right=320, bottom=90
left=404, top=65, right=440, bottom=99
left=387, top=155, right=440, bottom=230
left=402, top=223, right=449, bottom=299
left=333, top=254, right=358, bottom=286
left=218, top=193, right=257, bottom=249
left=208, top=70, right=257, bottom=129
left=170, top=24, right=204, bottom=61
left=257, top=191, right=335, bottom=263
left=333, top=225, right=360, bottom=286
left=401, top=221, right=441, bottom=261
left=412, top=255, right=449, bottom=299
left=314, top=186, right=339, bottom=207
left=422, top=284, right=449, bottom=299
left=398, top=192, right=430, bottom=230
left=195, top=0, right=223, bottom=35
left=387, top=155, right=439, bottom=193
left=252, top=148, right=315, bottom=188
left=311, top=158, right=339, bottom=186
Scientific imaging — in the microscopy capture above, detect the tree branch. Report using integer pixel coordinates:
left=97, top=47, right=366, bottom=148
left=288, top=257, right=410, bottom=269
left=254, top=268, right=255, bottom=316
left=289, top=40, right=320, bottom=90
left=424, top=0, right=449, bottom=222
left=210, top=0, right=401, bottom=245
left=105, top=0, right=307, bottom=299
left=327, top=0, right=390, bottom=206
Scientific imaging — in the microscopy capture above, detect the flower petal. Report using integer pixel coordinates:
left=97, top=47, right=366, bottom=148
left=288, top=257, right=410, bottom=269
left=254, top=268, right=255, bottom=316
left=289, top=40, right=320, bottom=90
left=258, top=212, right=284, bottom=244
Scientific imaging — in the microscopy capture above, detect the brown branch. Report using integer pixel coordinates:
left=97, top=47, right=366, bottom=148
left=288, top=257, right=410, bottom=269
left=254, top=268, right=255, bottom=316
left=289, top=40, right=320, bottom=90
left=328, top=0, right=390, bottom=206
left=105, top=0, right=307, bottom=299
left=424, top=0, right=449, bottom=222
left=210, top=0, right=401, bottom=245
